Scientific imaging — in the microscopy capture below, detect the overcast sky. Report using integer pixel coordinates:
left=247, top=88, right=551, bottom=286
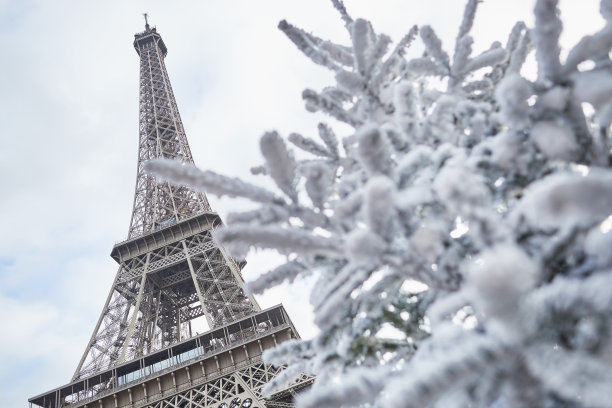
left=0, top=0, right=602, bottom=406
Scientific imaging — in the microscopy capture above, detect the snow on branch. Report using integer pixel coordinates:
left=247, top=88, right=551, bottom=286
left=507, top=25, right=531, bottom=74
left=367, top=34, right=392, bottom=75
left=393, top=25, right=419, bottom=58
left=144, top=159, right=283, bottom=204
left=385, top=331, right=505, bottom=408
left=420, top=25, right=450, bottom=72
left=216, top=225, right=341, bottom=258
left=330, top=0, right=353, bottom=30
left=351, top=19, right=376, bottom=76
left=278, top=20, right=344, bottom=72
left=451, top=36, right=473, bottom=79
left=462, top=78, right=492, bottom=93
left=317, top=123, right=339, bottom=158
left=506, top=21, right=527, bottom=53
left=527, top=272, right=612, bottom=328
left=318, top=41, right=354, bottom=67
left=405, top=57, right=448, bottom=77
left=260, top=131, right=298, bottom=201
left=525, top=344, right=612, bottom=408
left=302, top=161, right=335, bottom=208
left=302, top=89, right=363, bottom=126
left=495, top=73, right=532, bottom=129
left=248, top=260, right=307, bottom=294
left=296, top=367, right=385, bottom=408
left=533, top=0, right=563, bottom=81
left=564, top=24, right=612, bottom=74
left=456, top=0, right=479, bottom=43
left=288, top=132, right=333, bottom=158
left=155, top=1, right=612, bottom=406
left=463, top=46, right=507, bottom=74
left=226, top=206, right=290, bottom=226
left=511, top=171, right=612, bottom=230
left=261, top=364, right=308, bottom=397
left=363, top=176, right=396, bottom=240
left=372, top=25, right=418, bottom=87
left=357, top=124, right=391, bottom=175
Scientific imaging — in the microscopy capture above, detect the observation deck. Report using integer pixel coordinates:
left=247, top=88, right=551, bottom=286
left=133, top=27, right=167, bottom=57
left=29, top=305, right=303, bottom=408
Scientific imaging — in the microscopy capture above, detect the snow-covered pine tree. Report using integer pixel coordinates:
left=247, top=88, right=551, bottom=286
left=147, top=0, right=612, bottom=406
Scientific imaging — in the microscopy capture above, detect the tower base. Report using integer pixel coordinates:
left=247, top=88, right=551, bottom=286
left=29, top=306, right=310, bottom=408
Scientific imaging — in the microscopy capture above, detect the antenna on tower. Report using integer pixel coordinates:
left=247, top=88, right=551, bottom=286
left=143, top=13, right=150, bottom=30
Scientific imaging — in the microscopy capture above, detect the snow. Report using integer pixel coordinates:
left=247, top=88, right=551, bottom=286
left=530, top=120, right=577, bottom=159
left=495, top=74, right=532, bottom=129
left=573, top=70, right=612, bottom=109
left=585, top=218, right=612, bottom=267
left=260, top=131, right=298, bottom=201
left=301, top=161, right=333, bottom=208
left=420, top=25, right=450, bottom=71
left=345, top=228, right=386, bottom=262
left=433, top=159, right=489, bottom=214
left=148, top=0, right=612, bottom=406
left=533, top=0, right=563, bottom=81
left=363, top=176, right=395, bottom=240
left=145, top=159, right=282, bottom=204
left=525, top=344, right=612, bottom=408
left=356, top=124, right=390, bottom=175
left=512, top=171, right=612, bottom=231
left=603, top=0, right=612, bottom=21
left=538, top=86, right=569, bottom=111
left=409, top=220, right=446, bottom=264
left=467, top=243, right=538, bottom=341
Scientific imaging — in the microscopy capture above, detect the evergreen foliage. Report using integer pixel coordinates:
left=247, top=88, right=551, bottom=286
left=146, top=1, right=612, bottom=406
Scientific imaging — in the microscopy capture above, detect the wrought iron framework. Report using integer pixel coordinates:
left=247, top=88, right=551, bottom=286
left=29, top=23, right=306, bottom=408
left=129, top=25, right=211, bottom=238
left=30, top=306, right=310, bottom=408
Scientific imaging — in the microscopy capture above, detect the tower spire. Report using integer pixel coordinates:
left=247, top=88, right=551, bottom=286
left=143, top=12, right=150, bottom=30
left=129, top=24, right=211, bottom=238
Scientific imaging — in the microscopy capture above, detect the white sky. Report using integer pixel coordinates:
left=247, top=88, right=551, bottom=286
left=0, top=0, right=602, bottom=406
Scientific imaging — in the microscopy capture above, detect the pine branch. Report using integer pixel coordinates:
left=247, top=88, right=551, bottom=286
left=303, top=89, right=363, bottom=126
left=330, top=0, right=353, bottom=30
left=507, top=28, right=531, bottom=74
left=352, top=19, right=376, bottom=76
left=226, top=206, right=290, bottom=226
left=260, top=131, right=298, bottom=201
left=248, top=260, right=307, bottom=294
left=278, top=20, right=343, bottom=72
left=217, top=225, right=341, bottom=257
left=317, top=123, right=340, bottom=158
left=420, top=25, right=451, bottom=72
left=288, top=132, right=333, bottom=158
left=533, top=0, right=563, bottom=81
left=463, top=46, right=508, bottom=73
left=456, top=0, right=479, bottom=43
left=356, top=124, right=391, bottom=175
left=302, top=161, right=334, bottom=208
left=144, top=159, right=283, bottom=204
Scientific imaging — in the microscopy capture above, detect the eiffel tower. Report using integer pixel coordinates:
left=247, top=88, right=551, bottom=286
left=29, top=19, right=308, bottom=408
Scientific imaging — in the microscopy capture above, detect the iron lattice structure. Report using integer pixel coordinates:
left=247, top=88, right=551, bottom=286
left=29, top=23, right=308, bottom=408
left=128, top=25, right=211, bottom=238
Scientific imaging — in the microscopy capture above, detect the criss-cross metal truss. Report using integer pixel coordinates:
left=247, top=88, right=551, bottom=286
left=30, top=306, right=311, bottom=408
left=141, top=363, right=311, bottom=408
left=70, top=26, right=265, bottom=382
left=129, top=26, right=211, bottom=238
